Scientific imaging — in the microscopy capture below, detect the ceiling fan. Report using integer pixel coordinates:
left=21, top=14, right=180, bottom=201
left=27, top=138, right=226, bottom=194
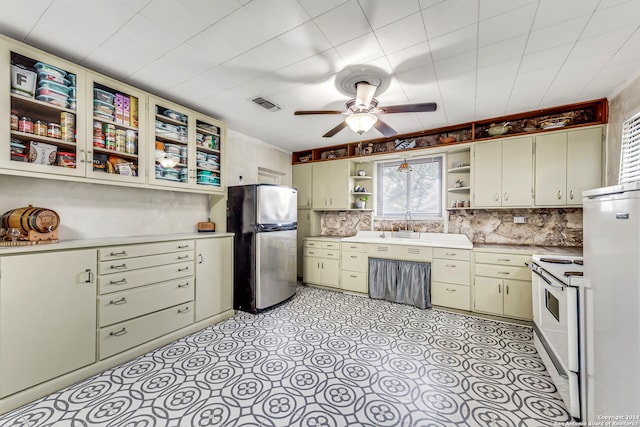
left=294, top=81, right=437, bottom=138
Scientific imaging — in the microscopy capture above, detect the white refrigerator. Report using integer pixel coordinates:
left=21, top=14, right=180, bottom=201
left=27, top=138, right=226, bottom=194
left=582, top=182, right=640, bottom=420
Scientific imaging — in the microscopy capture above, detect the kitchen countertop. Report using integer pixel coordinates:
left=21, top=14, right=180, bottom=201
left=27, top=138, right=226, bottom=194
left=473, top=243, right=582, bottom=256
left=0, top=232, right=235, bottom=255
left=341, top=231, right=473, bottom=249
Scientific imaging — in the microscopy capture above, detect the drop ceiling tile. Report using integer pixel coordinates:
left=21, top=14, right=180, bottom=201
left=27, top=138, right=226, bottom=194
left=477, top=59, right=519, bottom=86
left=608, top=29, right=640, bottom=66
left=119, top=14, right=183, bottom=55
left=429, top=24, right=478, bottom=62
left=244, top=0, right=310, bottom=35
left=185, top=26, right=244, bottom=65
left=479, top=0, right=537, bottom=21
left=386, top=42, right=433, bottom=74
left=519, top=43, right=572, bottom=73
left=213, top=6, right=280, bottom=52
left=524, top=15, right=589, bottom=55
left=359, top=0, right=421, bottom=29
left=139, top=0, right=210, bottom=41
left=532, top=0, right=599, bottom=30
left=375, top=13, right=427, bottom=55
left=596, top=0, right=634, bottom=10
left=0, top=0, right=53, bottom=40
left=57, top=0, right=139, bottom=34
left=297, top=0, right=350, bottom=18
left=82, top=33, right=162, bottom=79
left=396, top=63, right=439, bottom=100
left=419, top=0, right=446, bottom=10
left=514, top=67, right=560, bottom=87
left=437, top=71, right=477, bottom=122
left=508, top=81, right=550, bottom=111
left=275, top=49, right=346, bottom=87
left=580, top=1, right=640, bottom=39
left=477, top=35, right=527, bottom=68
left=248, top=22, right=332, bottom=72
left=334, top=32, right=385, bottom=66
left=593, top=63, right=640, bottom=98
left=227, top=72, right=302, bottom=100
left=363, top=56, right=395, bottom=79
left=570, top=26, right=637, bottom=60
left=433, top=50, right=477, bottom=79
left=176, top=0, right=244, bottom=24
left=313, top=1, right=372, bottom=46
left=478, top=2, right=537, bottom=47
left=422, top=0, right=478, bottom=39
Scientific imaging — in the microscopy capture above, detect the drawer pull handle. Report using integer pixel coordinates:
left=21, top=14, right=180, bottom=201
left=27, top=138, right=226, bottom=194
left=327, top=253, right=334, bottom=256
left=178, top=245, right=190, bottom=249
left=85, top=268, right=94, bottom=283
left=110, top=251, right=127, bottom=257
left=178, top=282, right=190, bottom=288
left=497, top=258, right=511, bottom=262
left=178, top=307, right=190, bottom=314
left=446, top=288, right=456, bottom=292
left=110, top=263, right=127, bottom=270
left=445, top=264, right=457, bottom=268
left=177, top=255, right=190, bottom=260
left=178, top=266, right=190, bottom=272
left=110, top=278, right=127, bottom=285
left=445, top=253, right=456, bottom=256
left=109, top=328, right=127, bottom=337
left=109, top=297, right=127, bottom=305
left=350, top=246, right=358, bottom=249
left=308, top=251, right=315, bottom=255
left=350, top=255, right=358, bottom=258
left=498, top=271, right=510, bottom=275
left=350, top=275, right=357, bottom=278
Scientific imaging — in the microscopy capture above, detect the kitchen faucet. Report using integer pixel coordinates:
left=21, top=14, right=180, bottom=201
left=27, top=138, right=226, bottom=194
left=379, top=220, right=386, bottom=238
left=405, top=211, right=413, bottom=232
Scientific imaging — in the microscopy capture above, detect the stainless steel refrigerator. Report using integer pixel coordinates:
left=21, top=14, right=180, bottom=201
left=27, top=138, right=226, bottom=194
left=227, top=184, right=297, bottom=313
left=582, top=182, right=640, bottom=419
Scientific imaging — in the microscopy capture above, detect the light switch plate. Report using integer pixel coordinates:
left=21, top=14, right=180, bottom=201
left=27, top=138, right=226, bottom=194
left=514, top=216, right=526, bottom=224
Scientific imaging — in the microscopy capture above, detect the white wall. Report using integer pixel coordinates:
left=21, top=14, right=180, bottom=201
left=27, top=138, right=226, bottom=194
left=0, top=130, right=292, bottom=239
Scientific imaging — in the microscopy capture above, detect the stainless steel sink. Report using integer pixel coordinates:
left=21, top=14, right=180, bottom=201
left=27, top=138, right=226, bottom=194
left=391, top=231, right=420, bottom=239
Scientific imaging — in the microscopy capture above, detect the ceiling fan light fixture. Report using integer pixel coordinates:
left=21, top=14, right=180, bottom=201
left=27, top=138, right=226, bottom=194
left=398, top=158, right=413, bottom=173
left=345, top=113, right=378, bottom=135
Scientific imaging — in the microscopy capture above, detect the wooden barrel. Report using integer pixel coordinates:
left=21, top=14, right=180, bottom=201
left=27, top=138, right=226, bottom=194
left=1, top=205, right=60, bottom=233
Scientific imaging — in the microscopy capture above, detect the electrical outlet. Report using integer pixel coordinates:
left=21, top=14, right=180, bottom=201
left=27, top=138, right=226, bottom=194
left=514, top=216, right=526, bottom=224
left=338, top=211, right=347, bottom=221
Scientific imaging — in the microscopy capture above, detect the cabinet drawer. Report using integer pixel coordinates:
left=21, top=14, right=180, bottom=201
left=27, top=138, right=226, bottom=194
left=304, top=248, right=339, bottom=259
left=304, top=240, right=321, bottom=248
left=341, top=271, right=367, bottom=294
left=433, top=247, right=471, bottom=261
left=341, top=251, right=367, bottom=272
left=98, top=302, right=194, bottom=360
left=97, top=277, right=194, bottom=327
left=341, top=242, right=368, bottom=252
left=475, top=263, right=530, bottom=281
left=321, top=241, right=340, bottom=250
left=431, top=282, right=470, bottom=310
left=98, top=261, right=194, bottom=294
left=390, top=245, right=432, bottom=262
left=474, top=252, right=530, bottom=267
left=432, top=258, right=470, bottom=285
left=98, top=250, right=194, bottom=275
left=99, top=240, right=195, bottom=261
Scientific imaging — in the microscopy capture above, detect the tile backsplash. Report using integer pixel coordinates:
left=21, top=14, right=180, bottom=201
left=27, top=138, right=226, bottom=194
left=448, top=208, right=583, bottom=247
left=319, top=208, right=583, bottom=247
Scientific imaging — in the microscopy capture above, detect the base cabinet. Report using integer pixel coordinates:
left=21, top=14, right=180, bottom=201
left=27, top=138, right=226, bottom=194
left=303, top=239, right=341, bottom=288
left=0, top=249, right=97, bottom=398
left=195, top=236, right=233, bottom=321
left=431, top=248, right=471, bottom=310
left=473, top=251, right=532, bottom=320
left=341, top=242, right=368, bottom=294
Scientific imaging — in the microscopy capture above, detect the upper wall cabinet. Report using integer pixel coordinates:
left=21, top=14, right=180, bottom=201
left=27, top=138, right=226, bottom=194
left=0, top=34, right=225, bottom=195
left=311, top=159, right=350, bottom=210
left=293, top=163, right=313, bottom=208
left=1, top=39, right=87, bottom=178
left=534, top=126, right=603, bottom=206
left=473, top=136, right=533, bottom=208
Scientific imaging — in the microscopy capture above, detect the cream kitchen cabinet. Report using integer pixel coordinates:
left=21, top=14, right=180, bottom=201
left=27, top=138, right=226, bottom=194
left=534, top=126, right=603, bottom=206
left=341, top=242, right=368, bottom=294
left=431, top=247, right=471, bottom=310
left=473, top=136, right=533, bottom=207
left=303, top=239, right=341, bottom=288
left=312, top=159, right=350, bottom=210
left=195, top=236, right=233, bottom=321
left=0, top=249, right=97, bottom=398
left=293, top=163, right=313, bottom=208
left=295, top=209, right=320, bottom=277
left=473, top=251, right=532, bottom=320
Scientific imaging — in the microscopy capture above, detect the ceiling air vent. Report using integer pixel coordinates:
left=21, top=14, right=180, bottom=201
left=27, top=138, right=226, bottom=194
left=251, top=96, right=281, bottom=112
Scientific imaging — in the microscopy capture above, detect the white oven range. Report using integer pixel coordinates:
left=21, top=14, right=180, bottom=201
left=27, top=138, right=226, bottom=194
left=530, top=255, right=584, bottom=420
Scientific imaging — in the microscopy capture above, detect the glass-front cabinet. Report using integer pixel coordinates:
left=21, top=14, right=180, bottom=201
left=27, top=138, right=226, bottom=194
left=86, top=73, right=146, bottom=184
left=148, top=96, right=224, bottom=193
left=1, top=40, right=87, bottom=177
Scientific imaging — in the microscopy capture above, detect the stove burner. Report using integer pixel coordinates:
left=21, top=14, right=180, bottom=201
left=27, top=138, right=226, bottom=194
left=564, top=271, right=584, bottom=277
left=573, top=259, right=583, bottom=265
left=540, top=258, right=573, bottom=264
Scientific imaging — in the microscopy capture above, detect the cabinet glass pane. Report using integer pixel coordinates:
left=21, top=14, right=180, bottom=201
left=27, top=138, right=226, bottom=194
left=195, top=119, right=221, bottom=187
left=154, top=105, right=189, bottom=184
left=10, top=52, right=78, bottom=169
left=91, top=83, right=140, bottom=177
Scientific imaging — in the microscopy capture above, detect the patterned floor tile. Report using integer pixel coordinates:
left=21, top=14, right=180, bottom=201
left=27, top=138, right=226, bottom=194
left=0, top=285, right=572, bottom=427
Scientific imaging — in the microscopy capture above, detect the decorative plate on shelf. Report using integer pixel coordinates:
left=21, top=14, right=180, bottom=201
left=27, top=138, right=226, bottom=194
left=539, top=116, right=572, bottom=129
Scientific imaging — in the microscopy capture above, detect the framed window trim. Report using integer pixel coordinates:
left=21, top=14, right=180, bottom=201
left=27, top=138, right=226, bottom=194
left=619, top=108, right=640, bottom=184
left=375, top=154, right=445, bottom=219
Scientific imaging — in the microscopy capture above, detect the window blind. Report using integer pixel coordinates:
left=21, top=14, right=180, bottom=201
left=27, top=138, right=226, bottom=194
left=619, top=110, right=640, bottom=184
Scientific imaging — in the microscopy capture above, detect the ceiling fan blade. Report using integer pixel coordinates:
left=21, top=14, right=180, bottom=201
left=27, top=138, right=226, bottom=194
left=355, top=82, right=377, bottom=109
left=323, top=121, right=348, bottom=137
left=294, top=110, right=344, bottom=115
left=374, top=119, right=396, bottom=137
left=378, top=102, right=437, bottom=114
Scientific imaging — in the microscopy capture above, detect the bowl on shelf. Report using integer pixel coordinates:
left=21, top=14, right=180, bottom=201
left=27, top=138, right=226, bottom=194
left=486, top=122, right=511, bottom=136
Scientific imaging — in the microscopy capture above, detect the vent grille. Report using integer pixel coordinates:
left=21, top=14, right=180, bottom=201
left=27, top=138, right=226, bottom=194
left=251, top=96, right=281, bottom=111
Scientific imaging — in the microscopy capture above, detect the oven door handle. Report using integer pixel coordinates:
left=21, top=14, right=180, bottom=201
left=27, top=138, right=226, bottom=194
left=532, top=268, right=555, bottom=286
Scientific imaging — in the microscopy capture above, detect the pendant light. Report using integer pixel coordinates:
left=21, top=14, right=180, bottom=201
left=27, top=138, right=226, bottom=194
left=398, top=158, right=412, bottom=173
